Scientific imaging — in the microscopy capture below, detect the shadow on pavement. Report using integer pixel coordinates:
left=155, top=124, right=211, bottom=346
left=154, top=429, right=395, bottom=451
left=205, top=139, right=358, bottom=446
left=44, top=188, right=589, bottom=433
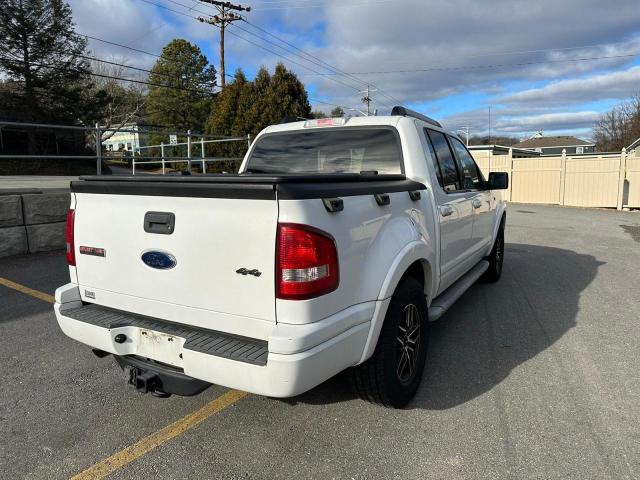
left=287, top=243, right=603, bottom=409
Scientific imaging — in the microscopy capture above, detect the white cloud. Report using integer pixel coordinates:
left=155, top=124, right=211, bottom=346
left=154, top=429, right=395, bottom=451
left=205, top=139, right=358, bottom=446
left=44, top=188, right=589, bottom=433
left=495, top=111, right=601, bottom=133
left=499, top=66, right=640, bottom=106
left=315, top=0, right=640, bottom=108
left=64, top=0, right=640, bottom=135
left=68, top=0, right=219, bottom=67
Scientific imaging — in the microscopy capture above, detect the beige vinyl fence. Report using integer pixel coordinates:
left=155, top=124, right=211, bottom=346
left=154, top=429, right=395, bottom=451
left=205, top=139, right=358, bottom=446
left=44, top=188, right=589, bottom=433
left=472, top=148, right=639, bottom=210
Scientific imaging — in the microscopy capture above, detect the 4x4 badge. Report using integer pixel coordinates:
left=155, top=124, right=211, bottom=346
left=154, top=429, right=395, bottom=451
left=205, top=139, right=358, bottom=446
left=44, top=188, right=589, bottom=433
left=236, top=268, right=262, bottom=277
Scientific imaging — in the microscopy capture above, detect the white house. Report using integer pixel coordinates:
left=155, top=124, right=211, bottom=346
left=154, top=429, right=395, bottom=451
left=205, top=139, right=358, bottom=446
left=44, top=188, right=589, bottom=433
left=101, top=123, right=150, bottom=153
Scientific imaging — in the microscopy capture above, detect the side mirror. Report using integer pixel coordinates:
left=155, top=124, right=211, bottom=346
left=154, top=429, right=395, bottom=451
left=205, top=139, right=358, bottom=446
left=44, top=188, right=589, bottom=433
left=487, top=172, right=508, bottom=190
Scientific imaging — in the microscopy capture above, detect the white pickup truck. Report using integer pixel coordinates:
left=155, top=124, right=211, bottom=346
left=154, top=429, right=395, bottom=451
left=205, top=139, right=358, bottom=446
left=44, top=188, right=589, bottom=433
left=55, top=107, right=508, bottom=408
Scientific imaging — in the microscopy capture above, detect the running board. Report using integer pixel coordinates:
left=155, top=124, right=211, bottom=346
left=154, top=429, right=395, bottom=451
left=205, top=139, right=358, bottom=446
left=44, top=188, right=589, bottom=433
left=428, top=260, right=489, bottom=321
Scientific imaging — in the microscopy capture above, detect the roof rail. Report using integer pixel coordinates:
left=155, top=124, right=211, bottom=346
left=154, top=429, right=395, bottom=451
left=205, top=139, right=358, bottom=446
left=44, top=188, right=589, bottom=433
left=391, top=106, right=442, bottom=128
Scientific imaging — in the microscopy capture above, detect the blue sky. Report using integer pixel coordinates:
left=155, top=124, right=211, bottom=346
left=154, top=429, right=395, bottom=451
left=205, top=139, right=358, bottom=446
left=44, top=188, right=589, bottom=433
left=69, top=0, right=640, bottom=141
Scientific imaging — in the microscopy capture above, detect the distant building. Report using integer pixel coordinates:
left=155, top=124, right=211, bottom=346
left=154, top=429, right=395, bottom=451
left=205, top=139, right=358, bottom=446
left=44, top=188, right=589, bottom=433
left=467, top=144, right=541, bottom=160
left=512, top=132, right=595, bottom=155
left=101, top=123, right=150, bottom=153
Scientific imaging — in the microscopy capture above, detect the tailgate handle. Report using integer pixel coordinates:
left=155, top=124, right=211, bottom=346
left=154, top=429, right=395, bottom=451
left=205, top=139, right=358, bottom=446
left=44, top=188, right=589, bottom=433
left=144, top=211, right=175, bottom=235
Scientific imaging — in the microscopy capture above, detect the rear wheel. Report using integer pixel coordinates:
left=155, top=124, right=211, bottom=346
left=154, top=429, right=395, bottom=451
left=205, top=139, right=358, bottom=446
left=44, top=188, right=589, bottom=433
left=484, top=220, right=505, bottom=282
left=349, top=277, right=428, bottom=408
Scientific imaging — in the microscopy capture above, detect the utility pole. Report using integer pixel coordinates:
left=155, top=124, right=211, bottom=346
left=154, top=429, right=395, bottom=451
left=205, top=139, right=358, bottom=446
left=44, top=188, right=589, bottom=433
left=458, top=126, right=470, bottom=146
left=359, top=85, right=377, bottom=116
left=198, top=1, right=251, bottom=88
left=488, top=105, right=492, bottom=144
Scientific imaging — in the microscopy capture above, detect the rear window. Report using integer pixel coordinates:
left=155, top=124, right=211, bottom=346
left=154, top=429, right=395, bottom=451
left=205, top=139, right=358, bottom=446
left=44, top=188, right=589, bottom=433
left=245, top=128, right=403, bottom=174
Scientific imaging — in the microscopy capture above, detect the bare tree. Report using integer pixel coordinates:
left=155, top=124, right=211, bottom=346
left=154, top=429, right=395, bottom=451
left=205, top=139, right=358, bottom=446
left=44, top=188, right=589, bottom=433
left=88, top=58, right=148, bottom=142
left=593, top=94, right=640, bottom=151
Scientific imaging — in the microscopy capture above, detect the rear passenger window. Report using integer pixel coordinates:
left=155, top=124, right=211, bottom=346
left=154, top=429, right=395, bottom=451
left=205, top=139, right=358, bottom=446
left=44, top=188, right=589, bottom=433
left=426, top=129, right=460, bottom=192
left=449, top=136, right=482, bottom=189
left=423, top=130, right=443, bottom=188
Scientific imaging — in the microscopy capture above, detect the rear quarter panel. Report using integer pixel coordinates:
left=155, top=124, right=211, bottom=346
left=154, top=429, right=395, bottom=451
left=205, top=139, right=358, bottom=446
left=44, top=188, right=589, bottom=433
left=276, top=191, right=436, bottom=325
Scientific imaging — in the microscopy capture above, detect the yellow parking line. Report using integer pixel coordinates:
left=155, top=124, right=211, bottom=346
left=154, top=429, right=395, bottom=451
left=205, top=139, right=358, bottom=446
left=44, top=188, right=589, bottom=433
left=0, top=276, right=249, bottom=477
left=71, top=389, right=248, bottom=480
left=0, top=276, right=55, bottom=304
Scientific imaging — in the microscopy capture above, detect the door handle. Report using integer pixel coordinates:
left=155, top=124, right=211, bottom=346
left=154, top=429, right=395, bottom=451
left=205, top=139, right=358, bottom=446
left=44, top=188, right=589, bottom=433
left=439, top=205, right=454, bottom=217
left=472, top=198, right=482, bottom=209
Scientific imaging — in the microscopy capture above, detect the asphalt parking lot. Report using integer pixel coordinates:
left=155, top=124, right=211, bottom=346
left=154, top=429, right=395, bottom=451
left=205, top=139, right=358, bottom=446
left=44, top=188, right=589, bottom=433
left=1, top=204, right=639, bottom=480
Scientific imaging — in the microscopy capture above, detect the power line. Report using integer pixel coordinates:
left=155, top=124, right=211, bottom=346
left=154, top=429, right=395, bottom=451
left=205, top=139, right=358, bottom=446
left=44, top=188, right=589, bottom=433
left=308, top=97, right=353, bottom=110
left=208, top=11, right=399, bottom=108
left=75, top=3, right=373, bottom=112
left=447, top=42, right=640, bottom=60
left=64, top=33, right=356, bottom=112
left=4, top=49, right=353, bottom=112
left=301, top=52, right=640, bottom=76
left=161, top=0, right=369, bottom=96
left=224, top=24, right=364, bottom=94
left=78, top=33, right=162, bottom=58
left=0, top=57, right=217, bottom=96
left=250, top=0, right=395, bottom=10
left=142, top=0, right=362, bottom=94
left=238, top=18, right=400, bottom=106
left=221, top=28, right=357, bottom=93
left=148, top=0, right=397, bottom=109
left=138, top=0, right=198, bottom=18
left=79, top=54, right=166, bottom=79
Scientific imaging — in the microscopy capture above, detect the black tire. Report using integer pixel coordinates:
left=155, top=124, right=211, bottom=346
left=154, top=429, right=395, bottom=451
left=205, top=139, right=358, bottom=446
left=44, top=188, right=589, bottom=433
left=349, top=277, right=429, bottom=408
left=483, top=219, right=505, bottom=282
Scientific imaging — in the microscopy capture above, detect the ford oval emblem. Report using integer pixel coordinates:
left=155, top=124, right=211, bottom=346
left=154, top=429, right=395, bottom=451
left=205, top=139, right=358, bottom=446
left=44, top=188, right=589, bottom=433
left=141, top=251, right=177, bottom=270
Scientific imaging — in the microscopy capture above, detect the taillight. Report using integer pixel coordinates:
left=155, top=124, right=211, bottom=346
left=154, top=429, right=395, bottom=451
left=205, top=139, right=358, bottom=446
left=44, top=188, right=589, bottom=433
left=66, top=209, right=75, bottom=266
left=276, top=223, right=339, bottom=300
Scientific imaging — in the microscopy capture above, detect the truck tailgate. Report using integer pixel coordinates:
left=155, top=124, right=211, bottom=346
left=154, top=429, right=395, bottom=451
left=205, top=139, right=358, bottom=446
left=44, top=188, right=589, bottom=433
left=73, top=193, right=276, bottom=322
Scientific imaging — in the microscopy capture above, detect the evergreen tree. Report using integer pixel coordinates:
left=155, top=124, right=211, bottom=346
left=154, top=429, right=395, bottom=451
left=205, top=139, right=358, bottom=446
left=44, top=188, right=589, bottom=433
left=147, top=39, right=216, bottom=134
left=205, top=70, right=249, bottom=163
left=205, top=63, right=311, bottom=168
left=265, top=63, right=312, bottom=123
left=330, top=106, right=345, bottom=117
left=244, top=67, right=272, bottom=135
left=0, top=0, right=95, bottom=124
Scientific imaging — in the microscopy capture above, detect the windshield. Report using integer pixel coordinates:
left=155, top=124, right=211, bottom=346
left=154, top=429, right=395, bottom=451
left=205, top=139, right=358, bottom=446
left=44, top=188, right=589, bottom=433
left=244, top=128, right=403, bottom=174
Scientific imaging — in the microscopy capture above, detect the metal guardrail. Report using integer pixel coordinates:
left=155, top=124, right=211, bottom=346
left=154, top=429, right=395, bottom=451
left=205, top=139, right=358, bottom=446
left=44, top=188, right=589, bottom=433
left=132, top=132, right=250, bottom=174
left=0, top=121, right=251, bottom=175
left=132, top=157, right=245, bottom=175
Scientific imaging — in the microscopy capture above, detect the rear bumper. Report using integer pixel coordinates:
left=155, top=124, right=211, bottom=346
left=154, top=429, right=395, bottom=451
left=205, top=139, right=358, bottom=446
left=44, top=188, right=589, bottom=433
left=54, top=283, right=372, bottom=397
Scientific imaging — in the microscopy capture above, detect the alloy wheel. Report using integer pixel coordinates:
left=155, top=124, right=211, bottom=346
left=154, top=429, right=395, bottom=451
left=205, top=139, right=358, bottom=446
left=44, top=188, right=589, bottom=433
left=396, top=303, right=421, bottom=383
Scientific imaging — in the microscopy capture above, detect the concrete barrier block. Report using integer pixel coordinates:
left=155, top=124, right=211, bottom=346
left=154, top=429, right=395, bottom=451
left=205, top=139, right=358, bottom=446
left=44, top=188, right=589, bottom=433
left=26, top=222, right=66, bottom=253
left=0, top=226, right=28, bottom=257
left=0, top=195, right=23, bottom=227
left=22, top=193, right=70, bottom=225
